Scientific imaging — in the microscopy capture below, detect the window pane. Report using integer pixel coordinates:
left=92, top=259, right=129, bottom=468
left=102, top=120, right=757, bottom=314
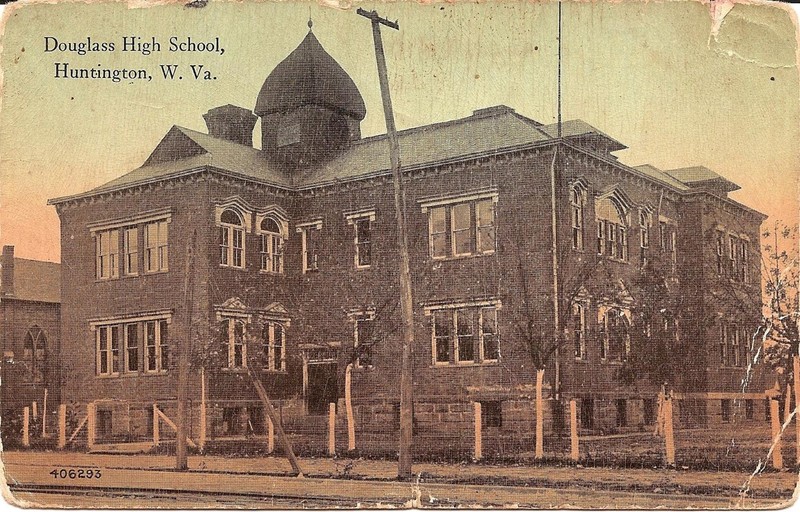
left=481, top=308, right=499, bottom=361
left=430, top=208, right=447, bottom=258
left=457, top=310, right=474, bottom=362
left=159, top=320, right=169, bottom=370
left=476, top=200, right=495, bottom=253
left=452, top=203, right=472, bottom=255
left=356, top=219, right=371, bottom=267
left=126, top=324, right=138, bottom=372
left=434, top=311, right=450, bottom=363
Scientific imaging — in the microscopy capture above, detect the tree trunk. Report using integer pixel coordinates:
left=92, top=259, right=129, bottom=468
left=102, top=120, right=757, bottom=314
left=535, top=368, right=545, bottom=459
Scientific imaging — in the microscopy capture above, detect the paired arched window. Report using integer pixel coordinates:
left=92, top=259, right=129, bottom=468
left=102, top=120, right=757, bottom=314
left=596, top=198, right=628, bottom=261
left=219, top=209, right=245, bottom=268
left=259, top=217, right=283, bottom=274
left=23, top=326, right=47, bottom=383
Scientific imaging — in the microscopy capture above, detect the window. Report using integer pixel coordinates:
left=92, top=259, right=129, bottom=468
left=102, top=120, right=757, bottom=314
left=570, top=187, right=584, bottom=251
left=716, top=234, right=724, bottom=275
left=721, top=399, right=731, bottom=422
left=96, top=229, right=119, bottom=279
left=480, top=307, right=499, bottom=362
left=354, top=218, right=372, bottom=268
left=616, top=399, right=627, bottom=427
left=96, top=325, right=121, bottom=376
left=572, top=303, right=586, bottom=360
left=259, top=218, right=283, bottom=273
left=425, top=197, right=496, bottom=259
left=595, top=198, right=628, bottom=261
left=600, top=308, right=629, bottom=362
left=353, top=313, right=375, bottom=368
left=739, top=240, right=749, bottom=283
left=23, top=326, right=47, bottom=383
left=219, top=209, right=245, bottom=269
left=580, top=398, right=594, bottom=429
left=731, top=324, right=740, bottom=367
left=297, top=221, right=322, bottom=273
left=745, top=399, right=754, bottom=420
left=262, top=322, right=286, bottom=371
left=145, top=221, right=169, bottom=272
left=221, top=318, right=246, bottom=369
left=125, top=323, right=139, bottom=373
left=643, top=398, right=656, bottom=425
left=481, top=401, right=502, bottom=428
left=455, top=309, right=474, bottom=363
left=430, top=303, right=500, bottom=366
left=145, top=319, right=168, bottom=372
left=93, top=314, right=170, bottom=377
left=433, top=310, right=451, bottom=365
left=639, top=211, right=650, bottom=266
left=720, top=323, right=729, bottom=366
left=123, top=227, right=138, bottom=276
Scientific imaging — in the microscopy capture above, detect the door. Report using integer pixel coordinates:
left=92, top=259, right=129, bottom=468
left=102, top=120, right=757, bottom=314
left=306, top=362, right=338, bottom=415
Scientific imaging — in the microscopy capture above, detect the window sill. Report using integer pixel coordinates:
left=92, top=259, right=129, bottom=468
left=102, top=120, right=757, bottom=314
left=355, top=265, right=372, bottom=271
left=258, top=270, right=284, bottom=276
left=222, top=367, right=248, bottom=373
left=260, top=369, right=288, bottom=374
left=574, top=358, right=589, bottom=363
left=96, top=371, right=167, bottom=379
left=143, top=269, right=169, bottom=276
left=430, top=361, right=499, bottom=369
left=219, top=265, right=247, bottom=271
left=600, top=359, right=625, bottom=365
left=430, top=251, right=495, bottom=263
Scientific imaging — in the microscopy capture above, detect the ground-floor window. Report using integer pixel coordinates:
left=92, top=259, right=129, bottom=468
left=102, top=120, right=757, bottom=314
left=643, top=398, right=656, bottom=425
left=745, top=399, right=754, bottom=420
left=580, top=398, right=594, bottom=429
left=721, top=399, right=731, bottom=422
left=222, top=407, right=243, bottom=436
left=480, top=401, right=502, bottom=428
left=616, top=399, right=627, bottom=427
left=248, top=407, right=266, bottom=435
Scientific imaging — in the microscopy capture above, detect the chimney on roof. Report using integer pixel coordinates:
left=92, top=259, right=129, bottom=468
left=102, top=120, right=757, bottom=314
left=203, top=105, right=258, bottom=146
left=1, top=246, right=14, bottom=296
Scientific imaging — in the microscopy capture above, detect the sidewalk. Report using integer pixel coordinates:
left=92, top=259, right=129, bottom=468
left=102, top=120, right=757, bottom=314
left=3, top=451, right=797, bottom=500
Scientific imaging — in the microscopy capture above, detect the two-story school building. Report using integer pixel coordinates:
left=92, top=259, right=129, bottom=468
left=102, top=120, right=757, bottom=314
left=49, top=27, right=769, bottom=449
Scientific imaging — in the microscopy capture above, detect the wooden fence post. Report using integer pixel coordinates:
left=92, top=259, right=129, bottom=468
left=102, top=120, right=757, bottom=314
left=770, top=398, right=783, bottom=469
left=58, top=404, right=66, bottom=449
left=153, top=404, right=160, bottom=447
left=535, top=369, right=544, bottom=459
left=22, top=407, right=30, bottom=447
left=267, top=416, right=274, bottom=454
left=664, top=395, right=675, bottom=466
left=32, top=401, right=38, bottom=420
left=345, top=364, right=356, bottom=452
left=570, top=399, right=579, bottom=462
left=42, top=389, right=48, bottom=438
left=473, top=402, right=482, bottom=461
left=784, top=384, right=792, bottom=425
left=794, top=356, right=800, bottom=465
left=328, top=403, right=336, bottom=456
left=86, top=402, right=96, bottom=450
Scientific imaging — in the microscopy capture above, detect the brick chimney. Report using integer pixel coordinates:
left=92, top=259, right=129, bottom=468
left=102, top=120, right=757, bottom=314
left=1, top=245, right=14, bottom=296
left=203, top=105, right=258, bottom=146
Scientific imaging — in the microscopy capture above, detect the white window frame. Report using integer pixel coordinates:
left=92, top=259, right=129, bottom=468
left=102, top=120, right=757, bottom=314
left=263, top=321, right=286, bottom=372
left=425, top=299, right=502, bottom=366
left=572, top=302, right=587, bottom=360
left=218, top=209, right=246, bottom=269
left=731, top=324, right=740, bottom=367
left=479, top=306, right=499, bottom=363
left=345, top=209, right=376, bottom=270
left=144, top=220, right=169, bottom=273
left=454, top=309, right=475, bottom=365
left=96, top=229, right=119, bottom=280
left=258, top=217, right=284, bottom=274
left=419, top=189, right=498, bottom=260
left=349, top=309, right=376, bottom=369
left=144, top=319, right=169, bottom=373
left=125, top=323, right=139, bottom=373
left=90, top=311, right=171, bottom=377
left=297, top=220, right=323, bottom=273
left=570, top=187, right=584, bottom=251
left=221, top=317, right=248, bottom=370
left=123, top=227, right=138, bottom=276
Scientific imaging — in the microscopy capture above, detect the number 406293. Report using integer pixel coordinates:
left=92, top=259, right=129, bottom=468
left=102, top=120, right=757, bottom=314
left=50, top=468, right=102, bottom=479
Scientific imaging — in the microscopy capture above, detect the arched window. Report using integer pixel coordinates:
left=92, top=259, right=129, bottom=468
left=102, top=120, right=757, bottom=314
left=23, top=326, right=47, bottom=383
left=570, top=187, right=584, bottom=251
left=259, top=217, right=283, bottom=273
left=219, top=209, right=245, bottom=268
left=600, top=308, right=630, bottom=362
left=596, top=198, right=628, bottom=261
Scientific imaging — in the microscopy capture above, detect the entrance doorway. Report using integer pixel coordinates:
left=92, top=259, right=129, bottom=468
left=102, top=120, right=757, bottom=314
left=306, top=362, right=338, bottom=415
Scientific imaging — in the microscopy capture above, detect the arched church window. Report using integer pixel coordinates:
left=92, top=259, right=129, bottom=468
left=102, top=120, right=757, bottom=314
left=23, top=326, right=47, bottom=383
left=570, top=187, right=584, bottom=251
left=259, top=217, right=283, bottom=274
left=219, top=209, right=245, bottom=268
left=596, top=198, right=628, bottom=261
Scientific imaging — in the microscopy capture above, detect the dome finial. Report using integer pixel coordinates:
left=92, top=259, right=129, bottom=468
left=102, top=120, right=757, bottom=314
left=308, top=13, right=313, bottom=30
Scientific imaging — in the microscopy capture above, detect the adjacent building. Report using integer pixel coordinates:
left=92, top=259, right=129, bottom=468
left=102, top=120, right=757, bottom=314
left=48, top=27, right=769, bottom=450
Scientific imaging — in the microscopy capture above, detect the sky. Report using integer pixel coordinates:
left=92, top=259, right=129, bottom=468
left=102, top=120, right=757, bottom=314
left=0, top=0, right=798, bottom=263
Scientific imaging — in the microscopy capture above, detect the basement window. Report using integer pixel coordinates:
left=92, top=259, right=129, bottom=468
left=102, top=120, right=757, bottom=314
left=481, top=401, right=502, bottom=428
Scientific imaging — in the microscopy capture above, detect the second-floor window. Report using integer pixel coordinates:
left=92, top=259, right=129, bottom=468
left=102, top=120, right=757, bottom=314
left=259, top=218, right=283, bottom=273
left=427, top=198, right=496, bottom=259
left=123, top=227, right=138, bottom=276
left=298, top=221, right=322, bottom=273
left=145, top=220, right=169, bottom=273
left=570, top=187, right=584, bottom=251
left=596, top=198, right=628, bottom=262
left=720, top=322, right=743, bottom=367
left=572, top=303, right=586, bottom=360
left=355, top=218, right=372, bottom=268
left=639, top=211, right=650, bottom=266
left=219, top=209, right=245, bottom=268
left=96, top=229, right=119, bottom=280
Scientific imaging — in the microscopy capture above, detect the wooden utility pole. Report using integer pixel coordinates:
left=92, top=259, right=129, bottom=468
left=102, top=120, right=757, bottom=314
left=176, top=229, right=197, bottom=470
left=357, top=7, right=415, bottom=480
left=249, top=370, right=303, bottom=476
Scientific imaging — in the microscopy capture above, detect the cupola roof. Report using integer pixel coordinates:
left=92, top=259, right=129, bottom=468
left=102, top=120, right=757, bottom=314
left=254, top=30, right=366, bottom=120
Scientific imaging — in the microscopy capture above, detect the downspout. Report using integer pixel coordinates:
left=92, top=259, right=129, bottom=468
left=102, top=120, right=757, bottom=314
left=550, top=145, right=561, bottom=400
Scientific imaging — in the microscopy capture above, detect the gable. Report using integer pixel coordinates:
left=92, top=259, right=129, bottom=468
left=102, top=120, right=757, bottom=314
left=143, top=126, right=208, bottom=166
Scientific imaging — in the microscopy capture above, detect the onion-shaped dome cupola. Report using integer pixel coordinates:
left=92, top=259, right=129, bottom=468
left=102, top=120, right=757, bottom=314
left=255, top=25, right=366, bottom=168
